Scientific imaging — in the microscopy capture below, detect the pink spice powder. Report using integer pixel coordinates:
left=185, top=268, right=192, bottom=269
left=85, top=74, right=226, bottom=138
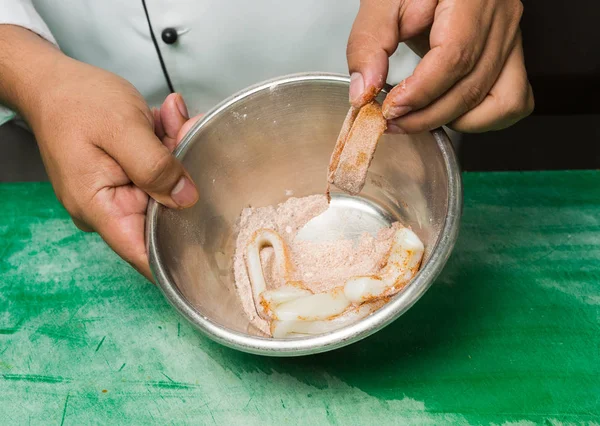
left=232, top=194, right=399, bottom=335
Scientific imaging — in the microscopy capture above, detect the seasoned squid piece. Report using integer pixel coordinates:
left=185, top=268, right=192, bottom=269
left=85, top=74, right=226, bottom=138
left=327, top=106, right=359, bottom=183
left=344, top=227, right=425, bottom=303
left=328, top=101, right=387, bottom=195
left=244, top=229, right=295, bottom=319
left=270, top=300, right=387, bottom=338
left=244, top=226, right=424, bottom=338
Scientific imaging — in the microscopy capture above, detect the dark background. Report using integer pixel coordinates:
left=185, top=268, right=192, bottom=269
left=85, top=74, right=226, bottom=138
left=459, top=0, right=600, bottom=171
left=1, top=1, right=599, bottom=181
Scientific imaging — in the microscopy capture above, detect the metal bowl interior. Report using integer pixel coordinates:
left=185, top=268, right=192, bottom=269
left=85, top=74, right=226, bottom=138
left=147, top=73, right=462, bottom=356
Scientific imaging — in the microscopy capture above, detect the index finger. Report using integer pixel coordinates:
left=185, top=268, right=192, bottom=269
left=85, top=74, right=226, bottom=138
left=382, top=0, right=493, bottom=119
left=347, top=0, right=402, bottom=107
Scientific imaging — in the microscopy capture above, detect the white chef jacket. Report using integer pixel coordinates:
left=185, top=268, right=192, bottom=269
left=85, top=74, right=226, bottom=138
left=0, top=0, right=420, bottom=126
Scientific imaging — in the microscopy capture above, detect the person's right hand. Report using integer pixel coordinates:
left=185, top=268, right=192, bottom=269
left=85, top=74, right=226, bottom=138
left=26, top=56, right=199, bottom=280
left=347, top=0, right=534, bottom=133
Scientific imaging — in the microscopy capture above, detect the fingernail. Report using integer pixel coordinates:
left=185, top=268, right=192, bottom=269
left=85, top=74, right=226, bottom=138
left=171, top=176, right=198, bottom=208
left=383, top=105, right=412, bottom=120
left=386, top=123, right=406, bottom=134
left=175, top=94, right=189, bottom=120
left=349, top=72, right=365, bottom=105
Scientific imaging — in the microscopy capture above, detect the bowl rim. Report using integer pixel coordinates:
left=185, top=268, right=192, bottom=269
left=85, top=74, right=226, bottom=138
left=146, top=72, right=463, bottom=356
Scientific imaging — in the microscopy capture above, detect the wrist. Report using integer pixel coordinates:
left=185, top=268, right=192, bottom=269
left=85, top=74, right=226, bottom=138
left=0, top=25, right=66, bottom=125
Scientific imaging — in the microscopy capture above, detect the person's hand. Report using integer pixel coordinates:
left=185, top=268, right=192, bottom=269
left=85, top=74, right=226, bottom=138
left=26, top=57, right=201, bottom=280
left=347, top=0, right=534, bottom=133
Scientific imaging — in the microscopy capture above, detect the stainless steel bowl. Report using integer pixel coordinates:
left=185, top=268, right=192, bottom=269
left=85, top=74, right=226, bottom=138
left=146, top=73, right=462, bottom=356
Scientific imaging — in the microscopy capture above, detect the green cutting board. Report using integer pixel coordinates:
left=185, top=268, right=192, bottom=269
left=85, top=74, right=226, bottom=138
left=1, top=171, right=599, bottom=425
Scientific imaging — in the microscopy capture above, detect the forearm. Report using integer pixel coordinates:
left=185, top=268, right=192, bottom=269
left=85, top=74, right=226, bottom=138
left=0, top=24, right=64, bottom=122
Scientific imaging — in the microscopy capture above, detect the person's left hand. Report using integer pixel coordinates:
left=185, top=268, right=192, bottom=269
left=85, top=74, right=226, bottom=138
left=98, top=93, right=201, bottom=281
left=78, top=93, right=201, bottom=281
left=72, top=93, right=202, bottom=281
left=55, top=92, right=201, bottom=282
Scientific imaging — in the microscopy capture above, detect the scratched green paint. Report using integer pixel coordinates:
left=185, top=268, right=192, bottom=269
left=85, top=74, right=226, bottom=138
left=1, top=173, right=599, bottom=425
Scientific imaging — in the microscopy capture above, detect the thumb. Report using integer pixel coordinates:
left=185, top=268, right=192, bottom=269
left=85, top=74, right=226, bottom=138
left=347, top=0, right=402, bottom=107
left=102, top=121, right=199, bottom=209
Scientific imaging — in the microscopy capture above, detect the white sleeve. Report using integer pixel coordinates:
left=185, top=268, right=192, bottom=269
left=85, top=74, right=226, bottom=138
left=0, top=0, right=57, bottom=45
left=0, top=0, right=58, bottom=125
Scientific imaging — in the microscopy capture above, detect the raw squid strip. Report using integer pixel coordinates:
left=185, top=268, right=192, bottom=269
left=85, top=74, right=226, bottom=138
left=271, top=300, right=386, bottom=338
left=245, top=229, right=293, bottom=319
left=273, top=291, right=350, bottom=321
left=244, top=226, right=424, bottom=338
left=344, top=227, right=424, bottom=303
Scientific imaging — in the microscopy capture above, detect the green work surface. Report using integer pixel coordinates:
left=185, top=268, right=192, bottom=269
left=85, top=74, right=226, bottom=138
left=1, top=172, right=599, bottom=425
